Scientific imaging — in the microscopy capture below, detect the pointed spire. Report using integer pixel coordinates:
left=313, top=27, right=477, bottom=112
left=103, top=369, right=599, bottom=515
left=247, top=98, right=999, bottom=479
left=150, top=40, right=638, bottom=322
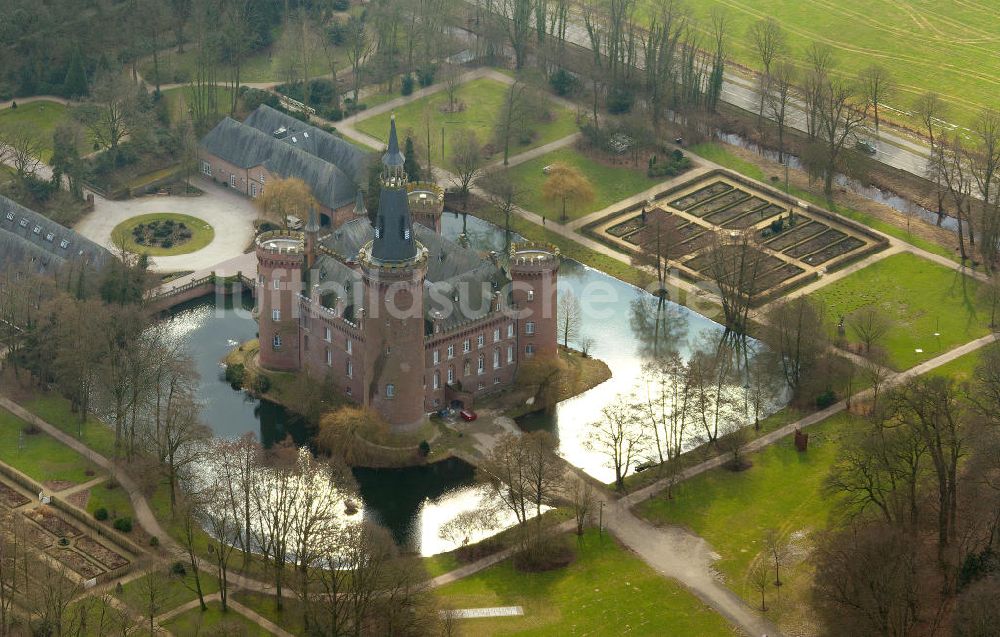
left=382, top=115, right=405, bottom=168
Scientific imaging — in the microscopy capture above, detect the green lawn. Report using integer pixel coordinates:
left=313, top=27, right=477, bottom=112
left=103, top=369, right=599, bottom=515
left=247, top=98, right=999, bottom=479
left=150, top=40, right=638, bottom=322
left=0, top=408, right=100, bottom=485
left=637, top=412, right=859, bottom=626
left=928, top=347, right=983, bottom=382
left=811, top=252, right=987, bottom=370
left=435, top=529, right=738, bottom=636
left=0, top=101, right=69, bottom=162
left=85, top=481, right=136, bottom=521
left=164, top=601, right=274, bottom=636
left=354, top=77, right=577, bottom=170
left=231, top=590, right=306, bottom=636
left=116, top=568, right=220, bottom=617
left=690, top=142, right=961, bottom=264
left=161, top=85, right=236, bottom=126
left=111, top=212, right=215, bottom=256
left=142, top=41, right=338, bottom=87
left=501, top=147, right=659, bottom=222
left=18, top=393, right=118, bottom=458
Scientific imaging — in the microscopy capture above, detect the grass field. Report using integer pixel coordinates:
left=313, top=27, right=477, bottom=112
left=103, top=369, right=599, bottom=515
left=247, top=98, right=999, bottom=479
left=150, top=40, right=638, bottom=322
left=111, top=212, right=215, bottom=256
left=637, top=412, right=859, bottom=629
left=162, top=85, right=236, bottom=126
left=354, top=78, right=578, bottom=170
left=17, top=393, right=118, bottom=458
left=810, top=252, right=987, bottom=370
left=0, top=101, right=69, bottom=162
left=0, top=407, right=100, bottom=484
left=655, top=0, right=1000, bottom=127
left=501, top=147, right=658, bottom=222
left=117, top=569, right=220, bottom=617
left=435, top=529, right=738, bottom=636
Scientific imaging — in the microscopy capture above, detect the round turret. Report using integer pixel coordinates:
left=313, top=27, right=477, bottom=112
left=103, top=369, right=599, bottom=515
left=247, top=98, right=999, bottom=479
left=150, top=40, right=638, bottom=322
left=508, top=241, right=560, bottom=361
left=256, top=231, right=305, bottom=372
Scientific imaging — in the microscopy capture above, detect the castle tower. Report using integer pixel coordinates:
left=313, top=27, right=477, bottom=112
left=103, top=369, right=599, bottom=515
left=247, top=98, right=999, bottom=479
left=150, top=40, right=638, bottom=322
left=509, top=241, right=560, bottom=362
left=256, top=231, right=304, bottom=372
left=359, top=117, right=429, bottom=429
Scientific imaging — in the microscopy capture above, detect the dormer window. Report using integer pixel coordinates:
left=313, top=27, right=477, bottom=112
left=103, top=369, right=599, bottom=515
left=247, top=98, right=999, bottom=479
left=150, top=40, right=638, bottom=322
left=4, top=212, right=13, bottom=221
left=404, top=228, right=410, bottom=240
left=375, top=225, right=381, bottom=239
left=59, top=240, right=70, bottom=249
left=18, top=218, right=27, bottom=227
left=32, top=225, right=41, bottom=234
left=45, top=233, right=54, bottom=242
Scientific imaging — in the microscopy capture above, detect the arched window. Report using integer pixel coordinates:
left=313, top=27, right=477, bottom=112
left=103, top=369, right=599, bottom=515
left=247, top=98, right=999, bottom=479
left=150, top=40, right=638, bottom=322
left=477, top=354, right=485, bottom=375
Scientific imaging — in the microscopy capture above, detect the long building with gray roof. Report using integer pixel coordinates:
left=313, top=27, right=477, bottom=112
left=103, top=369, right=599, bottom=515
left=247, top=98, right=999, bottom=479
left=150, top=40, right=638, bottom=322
left=0, top=194, right=110, bottom=274
left=198, top=105, right=372, bottom=227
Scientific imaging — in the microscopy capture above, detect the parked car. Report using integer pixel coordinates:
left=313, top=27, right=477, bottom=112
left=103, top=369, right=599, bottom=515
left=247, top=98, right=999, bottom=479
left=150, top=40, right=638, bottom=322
left=460, top=409, right=477, bottom=422
left=856, top=139, right=877, bottom=155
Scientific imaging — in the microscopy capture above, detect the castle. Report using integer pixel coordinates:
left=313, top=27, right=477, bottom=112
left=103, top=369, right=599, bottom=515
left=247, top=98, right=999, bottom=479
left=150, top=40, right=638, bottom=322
left=254, top=118, right=560, bottom=429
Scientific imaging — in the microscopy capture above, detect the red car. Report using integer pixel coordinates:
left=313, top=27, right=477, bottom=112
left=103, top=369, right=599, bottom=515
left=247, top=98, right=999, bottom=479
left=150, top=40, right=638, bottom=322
left=460, top=409, right=477, bottom=422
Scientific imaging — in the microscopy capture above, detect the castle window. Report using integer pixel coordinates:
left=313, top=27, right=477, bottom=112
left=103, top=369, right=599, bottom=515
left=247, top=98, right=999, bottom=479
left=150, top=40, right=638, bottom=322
left=464, top=361, right=471, bottom=376
left=463, top=339, right=470, bottom=353
left=326, top=349, right=332, bottom=366
left=251, top=183, right=258, bottom=197
left=477, top=382, right=485, bottom=390
left=447, top=345, right=454, bottom=359
left=346, top=359, right=353, bottom=378
left=507, top=345, right=513, bottom=363
left=528, top=290, right=534, bottom=301
left=447, top=367, right=454, bottom=384
left=385, top=345, right=391, bottom=354
left=258, top=274, right=265, bottom=285
left=260, top=173, right=265, bottom=183
left=346, top=338, right=352, bottom=355
left=433, top=350, right=440, bottom=364
left=477, top=355, right=484, bottom=375
left=477, top=335, right=484, bottom=349
left=272, top=334, right=282, bottom=349
left=201, top=161, right=211, bottom=176
left=493, top=349, right=500, bottom=369
left=273, top=279, right=281, bottom=290
left=229, top=174, right=236, bottom=187
left=346, top=386, right=352, bottom=395
left=493, top=328, right=500, bottom=342
left=386, top=384, right=395, bottom=399
left=526, top=321, right=535, bottom=335
left=324, top=327, right=331, bottom=342
left=526, top=344, right=535, bottom=357
left=433, top=371, right=440, bottom=389
left=272, top=309, right=281, bottom=321
left=507, top=324, right=514, bottom=338
left=494, top=376, right=501, bottom=385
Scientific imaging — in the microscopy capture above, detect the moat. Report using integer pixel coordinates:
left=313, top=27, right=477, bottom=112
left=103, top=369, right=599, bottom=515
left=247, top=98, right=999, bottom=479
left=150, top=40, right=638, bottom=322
left=161, top=213, right=786, bottom=555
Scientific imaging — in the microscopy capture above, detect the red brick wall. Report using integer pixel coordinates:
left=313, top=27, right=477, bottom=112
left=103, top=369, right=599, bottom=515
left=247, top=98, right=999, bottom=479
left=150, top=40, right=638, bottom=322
left=423, top=314, right=519, bottom=409
left=257, top=249, right=304, bottom=372
left=510, top=263, right=559, bottom=362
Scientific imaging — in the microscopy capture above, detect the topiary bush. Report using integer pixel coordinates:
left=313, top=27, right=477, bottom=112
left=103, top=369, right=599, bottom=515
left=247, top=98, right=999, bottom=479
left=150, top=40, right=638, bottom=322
left=815, top=389, right=837, bottom=409
left=113, top=517, right=133, bottom=533
left=418, top=440, right=431, bottom=457
left=93, top=508, right=109, bottom=521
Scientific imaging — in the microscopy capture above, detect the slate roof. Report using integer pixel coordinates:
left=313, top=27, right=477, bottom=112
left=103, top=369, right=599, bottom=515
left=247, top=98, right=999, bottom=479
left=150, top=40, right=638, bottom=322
left=0, top=195, right=110, bottom=273
left=318, top=219, right=507, bottom=330
left=199, top=106, right=372, bottom=211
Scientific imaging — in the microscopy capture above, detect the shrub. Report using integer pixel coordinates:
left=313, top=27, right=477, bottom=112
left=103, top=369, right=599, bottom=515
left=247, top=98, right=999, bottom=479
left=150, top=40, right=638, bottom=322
left=324, top=106, right=344, bottom=121
left=170, top=561, right=187, bottom=576
left=93, top=508, right=109, bottom=521
left=113, top=517, right=133, bottom=533
left=149, top=536, right=159, bottom=547
left=815, top=389, right=837, bottom=409
left=225, top=363, right=245, bottom=389
left=401, top=75, right=415, bottom=96
left=417, top=66, right=436, bottom=87
left=549, top=68, right=579, bottom=96
left=332, top=0, right=349, bottom=10
left=606, top=87, right=634, bottom=114
left=418, top=440, right=431, bottom=457
left=254, top=374, right=271, bottom=394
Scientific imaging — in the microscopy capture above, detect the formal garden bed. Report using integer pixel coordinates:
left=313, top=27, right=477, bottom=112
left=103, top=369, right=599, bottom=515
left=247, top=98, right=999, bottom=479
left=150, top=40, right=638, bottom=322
left=26, top=507, right=82, bottom=538
left=111, top=212, right=214, bottom=256
left=47, top=547, right=104, bottom=579
left=588, top=172, right=884, bottom=303
left=0, top=481, right=29, bottom=508
left=74, top=536, right=129, bottom=570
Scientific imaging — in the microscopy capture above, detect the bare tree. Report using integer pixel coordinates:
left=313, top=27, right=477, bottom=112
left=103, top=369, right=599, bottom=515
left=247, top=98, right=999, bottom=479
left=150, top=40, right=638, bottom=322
left=748, top=558, right=770, bottom=611
left=345, top=15, right=373, bottom=102
left=747, top=18, right=785, bottom=128
left=766, top=59, right=796, bottom=165
left=565, top=476, right=594, bottom=536
left=0, top=130, right=42, bottom=181
left=815, top=76, right=868, bottom=198
left=557, top=289, right=581, bottom=348
left=848, top=305, right=891, bottom=353
left=914, top=91, right=949, bottom=225
left=760, top=293, right=827, bottom=394
left=479, top=168, right=522, bottom=251
left=77, top=71, right=147, bottom=157
left=495, top=78, right=531, bottom=165
left=764, top=528, right=790, bottom=586
left=450, top=128, right=484, bottom=206
left=256, top=177, right=319, bottom=229
left=704, top=228, right=764, bottom=335
left=588, top=398, right=647, bottom=491
left=859, top=64, right=894, bottom=138
left=251, top=442, right=303, bottom=610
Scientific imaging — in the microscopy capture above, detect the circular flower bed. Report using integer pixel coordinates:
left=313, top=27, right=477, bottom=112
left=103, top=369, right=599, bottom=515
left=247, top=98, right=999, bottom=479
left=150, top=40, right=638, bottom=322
left=111, top=213, right=215, bottom=256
